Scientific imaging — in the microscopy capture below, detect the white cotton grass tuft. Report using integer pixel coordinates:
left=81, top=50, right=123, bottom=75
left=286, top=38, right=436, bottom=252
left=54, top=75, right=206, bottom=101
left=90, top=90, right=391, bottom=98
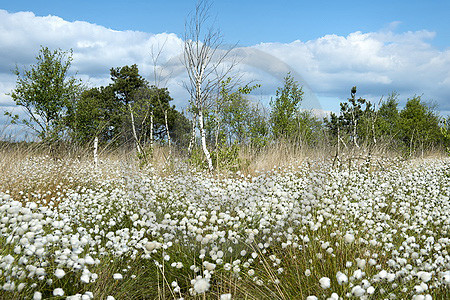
left=351, top=285, right=365, bottom=297
left=54, top=269, right=65, bottom=279
left=328, top=293, right=339, bottom=300
left=53, top=288, right=64, bottom=297
left=336, top=271, right=348, bottom=285
left=113, top=273, right=123, bottom=280
left=418, top=271, right=432, bottom=283
left=319, top=277, right=331, bottom=289
left=220, top=293, right=232, bottom=300
left=144, top=241, right=161, bottom=252
left=344, top=233, right=355, bottom=244
left=80, top=273, right=90, bottom=283
left=193, top=277, right=210, bottom=294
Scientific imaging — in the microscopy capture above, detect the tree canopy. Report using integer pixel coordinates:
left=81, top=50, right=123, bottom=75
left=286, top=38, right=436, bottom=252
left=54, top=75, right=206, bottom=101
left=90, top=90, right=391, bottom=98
left=7, top=46, right=83, bottom=141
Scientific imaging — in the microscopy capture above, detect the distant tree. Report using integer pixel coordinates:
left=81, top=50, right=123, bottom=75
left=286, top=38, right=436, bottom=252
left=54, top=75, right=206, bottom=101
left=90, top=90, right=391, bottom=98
left=270, top=72, right=303, bottom=140
left=440, top=117, right=450, bottom=155
left=374, top=93, right=401, bottom=145
left=110, top=64, right=147, bottom=106
left=325, top=86, right=371, bottom=148
left=340, top=86, right=370, bottom=147
left=70, top=68, right=189, bottom=149
left=215, top=78, right=262, bottom=145
left=169, top=110, right=192, bottom=148
left=399, top=96, right=441, bottom=156
left=130, top=86, right=187, bottom=145
left=6, top=46, right=83, bottom=141
left=70, top=86, right=112, bottom=144
left=296, top=110, right=323, bottom=147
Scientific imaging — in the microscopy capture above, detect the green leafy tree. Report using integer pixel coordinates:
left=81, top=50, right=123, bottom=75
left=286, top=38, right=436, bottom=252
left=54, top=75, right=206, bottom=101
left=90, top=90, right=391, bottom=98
left=6, top=46, right=83, bottom=141
left=270, top=73, right=304, bottom=140
left=70, top=86, right=113, bottom=144
left=339, top=86, right=370, bottom=147
left=399, top=96, right=441, bottom=156
left=216, top=79, right=262, bottom=145
left=440, top=117, right=450, bottom=154
left=296, top=110, right=324, bottom=147
left=70, top=66, right=190, bottom=148
left=110, top=64, right=147, bottom=106
left=325, top=86, right=371, bottom=148
left=374, top=93, right=401, bottom=145
left=130, top=86, right=189, bottom=145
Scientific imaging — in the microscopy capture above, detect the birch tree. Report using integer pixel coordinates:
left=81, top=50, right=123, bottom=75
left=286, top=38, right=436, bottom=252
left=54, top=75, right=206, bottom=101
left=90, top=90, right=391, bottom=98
left=183, top=0, right=235, bottom=171
left=7, top=46, right=83, bottom=142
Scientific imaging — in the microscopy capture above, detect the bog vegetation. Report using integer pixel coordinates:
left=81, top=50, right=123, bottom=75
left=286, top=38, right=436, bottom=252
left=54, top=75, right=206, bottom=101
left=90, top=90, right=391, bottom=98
left=1, top=1, right=449, bottom=299
left=0, top=148, right=449, bottom=299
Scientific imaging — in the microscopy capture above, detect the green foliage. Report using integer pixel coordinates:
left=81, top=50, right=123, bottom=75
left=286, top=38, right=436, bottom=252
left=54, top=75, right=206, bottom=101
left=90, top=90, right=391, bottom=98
left=399, top=96, right=442, bottom=156
left=375, top=93, right=401, bottom=142
left=7, top=46, right=83, bottom=141
left=211, top=143, right=247, bottom=172
left=69, top=65, right=191, bottom=147
left=295, top=110, right=324, bottom=146
left=325, top=86, right=374, bottom=147
left=110, top=64, right=147, bottom=105
left=324, top=88, right=447, bottom=156
left=270, top=72, right=304, bottom=140
left=69, top=86, right=112, bottom=144
left=190, top=144, right=248, bottom=172
left=204, top=78, right=267, bottom=149
left=440, top=117, right=450, bottom=155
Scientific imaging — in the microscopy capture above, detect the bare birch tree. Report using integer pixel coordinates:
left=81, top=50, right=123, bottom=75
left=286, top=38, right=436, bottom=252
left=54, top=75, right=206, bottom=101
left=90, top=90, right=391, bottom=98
left=183, top=0, right=236, bottom=171
left=151, top=41, right=173, bottom=161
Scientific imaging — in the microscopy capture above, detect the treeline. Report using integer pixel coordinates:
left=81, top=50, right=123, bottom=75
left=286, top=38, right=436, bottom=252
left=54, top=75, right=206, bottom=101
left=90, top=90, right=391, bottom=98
left=201, top=72, right=449, bottom=159
left=5, top=47, right=450, bottom=167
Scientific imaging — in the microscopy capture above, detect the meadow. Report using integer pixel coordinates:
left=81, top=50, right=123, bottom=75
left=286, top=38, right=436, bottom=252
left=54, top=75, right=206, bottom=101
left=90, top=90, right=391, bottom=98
left=0, top=148, right=449, bottom=299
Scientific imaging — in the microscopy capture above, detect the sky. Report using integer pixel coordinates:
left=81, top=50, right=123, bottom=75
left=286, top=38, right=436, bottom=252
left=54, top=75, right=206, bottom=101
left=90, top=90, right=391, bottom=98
left=0, top=0, right=449, bottom=138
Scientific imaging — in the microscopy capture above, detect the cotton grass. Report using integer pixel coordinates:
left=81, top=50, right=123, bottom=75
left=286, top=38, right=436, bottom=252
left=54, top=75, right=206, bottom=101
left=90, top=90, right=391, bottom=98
left=0, top=154, right=449, bottom=299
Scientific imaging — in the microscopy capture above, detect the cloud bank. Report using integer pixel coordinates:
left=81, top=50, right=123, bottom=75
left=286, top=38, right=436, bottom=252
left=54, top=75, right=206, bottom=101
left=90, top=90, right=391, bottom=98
left=1, top=9, right=449, bottom=135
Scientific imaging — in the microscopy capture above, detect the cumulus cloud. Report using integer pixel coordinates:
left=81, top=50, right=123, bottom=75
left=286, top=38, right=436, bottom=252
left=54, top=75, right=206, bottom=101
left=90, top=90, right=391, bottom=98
left=0, top=9, right=183, bottom=84
left=255, top=30, right=450, bottom=112
left=1, top=8, right=449, bottom=136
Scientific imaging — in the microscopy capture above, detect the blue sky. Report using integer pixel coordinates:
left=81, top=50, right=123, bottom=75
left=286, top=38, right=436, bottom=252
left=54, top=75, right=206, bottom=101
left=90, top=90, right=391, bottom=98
left=2, top=0, right=450, bottom=48
left=0, top=0, right=449, bottom=138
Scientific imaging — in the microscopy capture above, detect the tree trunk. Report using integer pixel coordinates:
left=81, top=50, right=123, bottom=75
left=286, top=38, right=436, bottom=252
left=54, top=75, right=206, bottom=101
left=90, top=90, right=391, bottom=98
left=128, top=103, right=142, bottom=155
left=164, top=109, right=171, bottom=159
left=353, top=119, right=359, bottom=148
left=198, top=108, right=213, bottom=171
left=409, top=129, right=415, bottom=157
left=188, top=113, right=197, bottom=156
left=337, top=126, right=340, bottom=157
left=215, top=118, right=221, bottom=170
left=150, top=111, right=154, bottom=154
left=93, top=136, right=98, bottom=169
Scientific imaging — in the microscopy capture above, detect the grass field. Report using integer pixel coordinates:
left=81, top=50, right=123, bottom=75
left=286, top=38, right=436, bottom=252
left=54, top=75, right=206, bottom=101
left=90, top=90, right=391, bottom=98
left=0, top=148, right=449, bottom=299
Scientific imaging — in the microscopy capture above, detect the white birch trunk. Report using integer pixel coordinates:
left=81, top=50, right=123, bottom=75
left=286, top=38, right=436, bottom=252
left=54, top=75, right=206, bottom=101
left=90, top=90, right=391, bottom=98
left=188, top=114, right=196, bottom=156
left=128, top=103, right=142, bottom=155
left=93, top=136, right=98, bottom=169
left=198, top=108, right=213, bottom=171
left=164, top=110, right=171, bottom=159
left=150, top=111, right=154, bottom=152
left=337, top=126, right=340, bottom=158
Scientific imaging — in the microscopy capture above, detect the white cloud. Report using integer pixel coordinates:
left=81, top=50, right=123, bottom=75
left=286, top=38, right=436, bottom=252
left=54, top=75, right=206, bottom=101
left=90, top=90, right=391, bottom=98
left=254, top=30, right=450, bottom=112
left=0, top=9, right=183, bottom=81
left=0, top=8, right=449, bottom=132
